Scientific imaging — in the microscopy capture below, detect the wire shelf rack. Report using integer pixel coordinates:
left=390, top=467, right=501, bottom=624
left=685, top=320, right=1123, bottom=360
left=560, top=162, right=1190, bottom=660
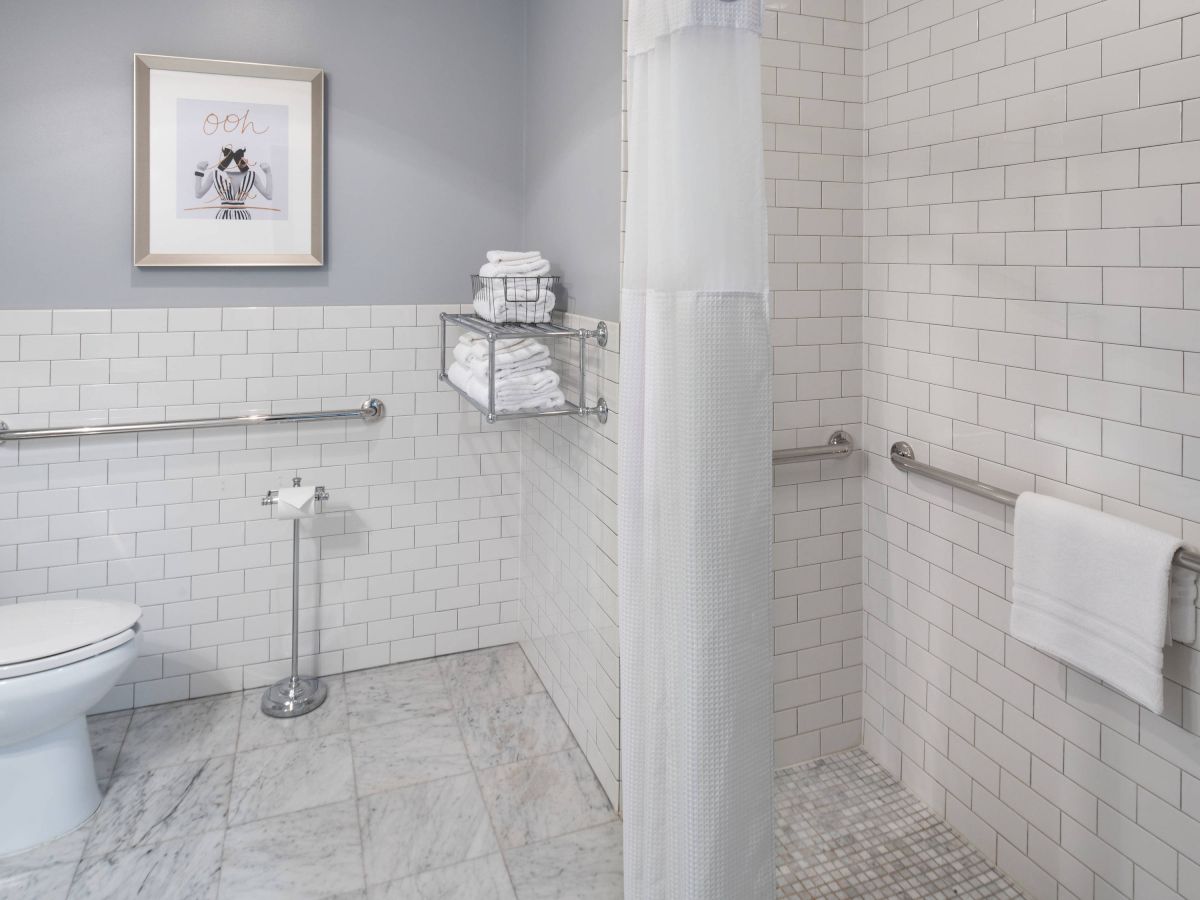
left=470, top=275, right=560, bottom=324
left=438, top=312, right=609, bottom=424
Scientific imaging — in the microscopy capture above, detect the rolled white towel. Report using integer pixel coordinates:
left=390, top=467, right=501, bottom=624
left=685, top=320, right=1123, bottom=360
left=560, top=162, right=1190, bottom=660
left=475, top=280, right=552, bottom=300
left=486, top=250, right=542, bottom=264
left=473, top=289, right=555, bottom=324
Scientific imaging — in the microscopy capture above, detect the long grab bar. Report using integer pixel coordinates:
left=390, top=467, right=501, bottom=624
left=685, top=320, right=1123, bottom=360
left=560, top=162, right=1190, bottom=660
left=890, top=441, right=1200, bottom=575
left=0, top=398, right=385, bottom=442
left=773, top=430, right=853, bottom=464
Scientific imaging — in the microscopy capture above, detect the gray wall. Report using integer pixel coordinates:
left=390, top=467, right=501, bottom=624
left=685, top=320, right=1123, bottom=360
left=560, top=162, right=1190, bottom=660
left=523, top=0, right=623, bottom=321
left=0, top=0, right=527, bottom=308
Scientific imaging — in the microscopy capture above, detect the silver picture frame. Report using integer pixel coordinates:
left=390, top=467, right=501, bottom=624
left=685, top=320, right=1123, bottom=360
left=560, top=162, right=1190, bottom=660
left=133, top=53, right=324, bottom=267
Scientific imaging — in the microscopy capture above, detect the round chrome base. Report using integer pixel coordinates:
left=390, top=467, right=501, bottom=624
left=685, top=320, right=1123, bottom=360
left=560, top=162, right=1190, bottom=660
left=261, top=675, right=327, bottom=718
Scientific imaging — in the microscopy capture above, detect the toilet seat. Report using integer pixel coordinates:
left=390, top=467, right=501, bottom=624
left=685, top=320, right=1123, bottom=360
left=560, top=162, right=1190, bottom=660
left=0, top=599, right=141, bottom=679
left=0, top=628, right=138, bottom=679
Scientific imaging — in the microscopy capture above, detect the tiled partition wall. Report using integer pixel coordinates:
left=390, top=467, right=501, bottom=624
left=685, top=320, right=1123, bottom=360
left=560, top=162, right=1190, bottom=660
left=859, top=0, right=1200, bottom=894
left=764, top=0, right=869, bottom=766
left=0, top=305, right=523, bottom=711
left=519, top=313, right=621, bottom=808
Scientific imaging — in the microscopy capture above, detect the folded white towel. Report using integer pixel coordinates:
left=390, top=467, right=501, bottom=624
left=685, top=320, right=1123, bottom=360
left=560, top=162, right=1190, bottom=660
left=1170, top=567, right=1198, bottom=645
left=454, top=350, right=551, bottom=379
left=456, top=333, right=536, bottom=359
left=456, top=333, right=529, bottom=354
left=480, top=259, right=551, bottom=277
left=487, top=250, right=542, bottom=264
left=487, top=367, right=560, bottom=395
left=1012, top=492, right=1186, bottom=714
left=453, top=336, right=550, bottom=371
left=448, top=361, right=565, bottom=413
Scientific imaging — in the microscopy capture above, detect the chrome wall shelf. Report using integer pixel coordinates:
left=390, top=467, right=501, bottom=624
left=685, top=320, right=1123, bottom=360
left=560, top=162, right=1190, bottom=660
left=0, top=399, right=385, bottom=443
left=439, top=313, right=609, bottom=424
left=890, top=441, right=1200, bottom=575
left=773, top=430, right=853, bottom=464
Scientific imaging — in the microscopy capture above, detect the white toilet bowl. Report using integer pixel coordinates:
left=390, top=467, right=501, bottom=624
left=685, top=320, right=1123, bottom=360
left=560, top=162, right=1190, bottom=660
left=0, top=599, right=141, bottom=856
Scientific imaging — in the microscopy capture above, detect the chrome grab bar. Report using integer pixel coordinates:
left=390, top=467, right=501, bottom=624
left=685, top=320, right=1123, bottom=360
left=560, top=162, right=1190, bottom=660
left=890, top=441, right=1200, bottom=575
left=0, top=398, right=385, bottom=442
left=773, top=430, right=853, bottom=464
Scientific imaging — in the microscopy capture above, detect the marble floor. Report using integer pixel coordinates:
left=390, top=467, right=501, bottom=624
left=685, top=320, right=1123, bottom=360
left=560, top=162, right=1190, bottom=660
left=0, top=645, right=621, bottom=900
left=2, top=644, right=1024, bottom=900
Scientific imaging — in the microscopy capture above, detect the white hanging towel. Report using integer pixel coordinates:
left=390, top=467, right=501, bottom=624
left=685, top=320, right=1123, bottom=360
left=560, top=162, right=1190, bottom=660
left=1011, top=492, right=1190, bottom=714
left=1170, top=567, right=1198, bottom=644
left=275, top=486, right=317, bottom=520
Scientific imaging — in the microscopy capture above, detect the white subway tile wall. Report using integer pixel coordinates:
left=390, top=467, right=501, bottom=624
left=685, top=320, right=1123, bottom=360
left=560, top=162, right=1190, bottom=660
left=0, top=305, right=524, bottom=710
left=765, top=1, right=868, bottom=767
left=860, top=0, right=1200, bottom=894
left=520, top=313, right=621, bottom=808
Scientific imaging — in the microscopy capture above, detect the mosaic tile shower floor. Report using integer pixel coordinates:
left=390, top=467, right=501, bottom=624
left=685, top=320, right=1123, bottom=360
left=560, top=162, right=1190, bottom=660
left=775, top=749, right=1026, bottom=899
left=1, top=644, right=1023, bottom=898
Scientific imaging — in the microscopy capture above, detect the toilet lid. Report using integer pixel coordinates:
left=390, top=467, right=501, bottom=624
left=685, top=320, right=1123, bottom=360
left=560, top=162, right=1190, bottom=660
left=0, top=599, right=142, bottom=665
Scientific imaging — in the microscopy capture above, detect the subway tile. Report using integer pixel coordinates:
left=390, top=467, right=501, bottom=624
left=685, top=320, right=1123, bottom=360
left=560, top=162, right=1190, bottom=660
left=1067, top=228, right=1139, bottom=266
left=1141, top=141, right=1200, bottom=187
left=1142, top=55, right=1200, bottom=106
left=1067, top=71, right=1140, bottom=119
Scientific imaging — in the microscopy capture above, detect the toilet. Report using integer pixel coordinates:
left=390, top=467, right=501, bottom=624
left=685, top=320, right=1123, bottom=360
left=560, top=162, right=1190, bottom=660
left=0, top=599, right=141, bottom=856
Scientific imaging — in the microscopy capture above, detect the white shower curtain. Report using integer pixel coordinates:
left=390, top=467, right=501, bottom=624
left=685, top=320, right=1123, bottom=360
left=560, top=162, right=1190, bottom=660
left=619, top=2, right=773, bottom=898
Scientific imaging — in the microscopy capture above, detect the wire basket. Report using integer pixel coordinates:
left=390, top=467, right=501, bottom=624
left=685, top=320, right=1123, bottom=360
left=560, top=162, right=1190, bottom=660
left=471, top=274, right=559, bottom=324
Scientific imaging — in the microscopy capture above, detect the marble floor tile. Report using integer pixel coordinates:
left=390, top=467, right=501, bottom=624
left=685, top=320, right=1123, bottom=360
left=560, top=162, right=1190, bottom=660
left=83, top=755, right=233, bottom=857
left=456, top=692, right=575, bottom=769
left=237, top=676, right=348, bottom=752
left=0, top=819, right=90, bottom=883
left=478, top=749, right=616, bottom=850
left=505, top=821, right=623, bottom=900
left=114, top=694, right=241, bottom=776
left=358, top=774, right=498, bottom=885
left=68, top=830, right=223, bottom=900
left=0, top=861, right=76, bottom=900
left=343, top=660, right=452, bottom=731
left=229, top=733, right=355, bottom=826
left=366, top=854, right=516, bottom=900
left=219, top=800, right=365, bottom=900
left=439, top=645, right=543, bottom=708
left=350, top=711, right=471, bottom=797
left=87, top=712, right=130, bottom=785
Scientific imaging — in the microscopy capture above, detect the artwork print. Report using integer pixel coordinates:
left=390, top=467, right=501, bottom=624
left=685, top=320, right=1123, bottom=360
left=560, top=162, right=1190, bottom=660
left=134, top=54, right=323, bottom=266
left=176, top=99, right=288, bottom=221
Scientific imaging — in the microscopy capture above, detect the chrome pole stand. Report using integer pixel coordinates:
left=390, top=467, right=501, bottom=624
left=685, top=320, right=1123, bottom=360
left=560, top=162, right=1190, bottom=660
left=260, top=477, right=329, bottom=718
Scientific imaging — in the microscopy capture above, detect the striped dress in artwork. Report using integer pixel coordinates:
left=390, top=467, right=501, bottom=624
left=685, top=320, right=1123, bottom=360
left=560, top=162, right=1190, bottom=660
left=212, top=169, right=257, bottom=220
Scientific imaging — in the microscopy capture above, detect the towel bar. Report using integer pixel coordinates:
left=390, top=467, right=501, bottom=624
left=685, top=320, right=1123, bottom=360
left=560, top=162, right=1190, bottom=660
left=0, top=399, right=385, bottom=442
left=773, top=430, right=853, bottom=464
left=890, top=441, right=1200, bottom=575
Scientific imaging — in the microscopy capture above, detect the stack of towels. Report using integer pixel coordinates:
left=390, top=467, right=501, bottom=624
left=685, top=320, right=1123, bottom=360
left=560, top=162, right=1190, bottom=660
left=475, top=250, right=556, bottom=323
left=447, top=332, right=565, bottom=413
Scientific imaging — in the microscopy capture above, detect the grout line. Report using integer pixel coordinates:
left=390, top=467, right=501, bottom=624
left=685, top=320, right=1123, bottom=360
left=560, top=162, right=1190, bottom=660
left=338, top=676, right=371, bottom=895
left=437, top=654, right=521, bottom=896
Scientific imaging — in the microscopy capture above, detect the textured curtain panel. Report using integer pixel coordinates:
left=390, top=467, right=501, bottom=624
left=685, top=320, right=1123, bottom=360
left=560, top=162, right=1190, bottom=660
left=619, top=3, right=773, bottom=898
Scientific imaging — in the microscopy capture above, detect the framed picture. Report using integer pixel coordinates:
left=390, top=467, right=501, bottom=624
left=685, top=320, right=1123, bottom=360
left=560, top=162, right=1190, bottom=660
left=133, top=54, right=324, bottom=267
